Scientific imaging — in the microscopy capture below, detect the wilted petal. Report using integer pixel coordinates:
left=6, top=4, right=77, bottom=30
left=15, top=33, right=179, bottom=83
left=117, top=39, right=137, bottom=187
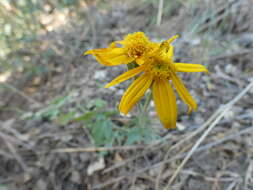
left=85, top=48, right=134, bottom=66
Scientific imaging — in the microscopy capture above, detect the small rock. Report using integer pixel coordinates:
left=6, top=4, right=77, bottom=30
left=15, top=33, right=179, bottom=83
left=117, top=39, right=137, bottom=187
left=94, top=70, right=107, bottom=80
left=224, top=110, right=235, bottom=120
left=35, top=179, right=47, bottom=190
left=149, top=165, right=162, bottom=177
left=79, top=153, right=90, bottom=162
left=107, top=86, right=116, bottom=91
left=177, top=122, right=186, bottom=131
left=225, top=64, right=236, bottom=74
left=87, top=157, right=105, bottom=176
left=71, top=171, right=81, bottom=184
left=116, top=89, right=124, bottom=95
left=190, top=37, right=201, bottom=45
left=194, top=116, right=204, bottom=124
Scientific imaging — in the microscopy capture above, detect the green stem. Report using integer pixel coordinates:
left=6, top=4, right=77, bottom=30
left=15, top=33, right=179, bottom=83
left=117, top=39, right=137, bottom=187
left=143, top=90, right=152, bottom=114
left=138, top=90, right=152, bottom=128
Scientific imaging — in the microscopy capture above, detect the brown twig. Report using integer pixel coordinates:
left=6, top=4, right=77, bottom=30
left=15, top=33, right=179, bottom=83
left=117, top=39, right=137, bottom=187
left=167, top=81, right=253, bottom=186
left=156, top=0, right=164, bottom=26
left=101, top=123, right=251, bottom=188
left=131, top=125, right=253, bottom=177
left=208, top=49, right=253, bottom=62
left=52, top=145, right=146, bottom=153
left=0, top=132, right=29, bottom=171
left=92, top=176, right=125, bottom=189
left=97, top=125, right=253, bottom=189
left=2, top=82, right=43, bottom=107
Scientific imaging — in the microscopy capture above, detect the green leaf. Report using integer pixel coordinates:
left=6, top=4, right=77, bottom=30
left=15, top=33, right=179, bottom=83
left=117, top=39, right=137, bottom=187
left=91, top=118, right=114, bottom=146
left=125, top=128, right=142, bottom=145
left=87, top=99, right=107, bottom=109
left=73, top=111, right=98, bottom=122
left=57, top=111, right=76, bottom=125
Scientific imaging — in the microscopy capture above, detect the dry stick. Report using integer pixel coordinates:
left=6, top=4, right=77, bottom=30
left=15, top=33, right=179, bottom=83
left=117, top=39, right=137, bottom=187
left=93, top=176, right=125, bottom=189
left=167, top=81, right=253, bottom=186
left=52, top=145, right=145, bottom=153
left=155, top=148, right=171, bottom=190
left=226, top=181, right=238, bottom=190
left=166, top=106, right=224, bottom=153
left=0, top=131, right=33, bottom=150
left=103, top=100, right=238, bottom=175
left=0, top=149, right=13, bottom=159
left=2, top=82, right=42, bottom=107
left=103, top=108, right=222, bottom=174
left=155, top=106, right=224, bottom=189
left=244, top=160, right=253, bottom=189
left=102, top=96, right=242, bottom=175
left=197, top=0, right=240, bottom=33
left=0, top=132, right=29, bottom=171
left=147, top=105, right=223, bottom=154
left=156, top=0, right=164, bottom=26
left=208, top=49, right=253, bottom=62
left=102, top=133, right=174, bottom=174
left=133, top=125, right=253, bottom=176
left=96, top=126, right=253, bottom=189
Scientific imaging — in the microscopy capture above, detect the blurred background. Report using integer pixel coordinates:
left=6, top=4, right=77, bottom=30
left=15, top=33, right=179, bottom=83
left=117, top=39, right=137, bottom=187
left=0, top=0, right=253, bottom=189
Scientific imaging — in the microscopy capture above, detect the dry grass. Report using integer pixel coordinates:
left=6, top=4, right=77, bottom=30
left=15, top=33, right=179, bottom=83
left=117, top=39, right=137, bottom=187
left=0, top=0, right=253, bottom=189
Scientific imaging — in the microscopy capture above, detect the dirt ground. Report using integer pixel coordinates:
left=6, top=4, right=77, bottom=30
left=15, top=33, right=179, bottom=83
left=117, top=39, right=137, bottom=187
left=0, top=0, right=253, bottom=189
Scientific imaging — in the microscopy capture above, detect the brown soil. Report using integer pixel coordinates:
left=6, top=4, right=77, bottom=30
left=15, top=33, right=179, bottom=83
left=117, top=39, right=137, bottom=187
left=1, top=0, right=253, bottom=189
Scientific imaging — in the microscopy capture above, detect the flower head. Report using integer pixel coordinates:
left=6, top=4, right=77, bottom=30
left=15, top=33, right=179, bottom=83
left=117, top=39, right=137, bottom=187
left=84, top=32, right=156, bottom=66
left=85, top=32, right=208, bottom=129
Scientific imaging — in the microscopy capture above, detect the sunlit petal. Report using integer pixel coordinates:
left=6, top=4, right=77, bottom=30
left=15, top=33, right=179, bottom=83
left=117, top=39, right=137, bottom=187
left=105, top=65, right=145, bottom=88
left=119, top=74, right=153, bottom=114
left=171, top=72, right=197, bottom=113
left=175, top=63, right=209, bottom=73
left=167, top=45, right=174, bottom=58
left=152, top=78, right=177, bottom=129
left=166, top=35, right=179, bottom=44
left=85, top=47, right=134, bottom=66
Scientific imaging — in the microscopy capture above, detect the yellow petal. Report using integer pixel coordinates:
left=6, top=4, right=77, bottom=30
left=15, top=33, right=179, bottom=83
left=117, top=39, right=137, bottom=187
left=136, top=58, right=145, bottom=65
left=158, top=41, right=175, bottom=59
left=167, top=45, right=174, bottom=58
left=84, top=46, right=123, bottom=56
left=85, top=47, right=134, bottom=66
left=109, top=41, right=121, bottom=48
left=175, top=63, right=209, bottom=73
left=152, top=78, right=177, bottom=129
left=96, top=48, right=125, bottom=58
left=171, top=72, right=197, bottom=113
left=166, top=35, right=179, bottom=44
left=96, top=54, right=134, bottom=66
left=119, top=74, right=153, bottom=114
left=84, top=49, right=94, bottom=55
left=105, top=65, right=145, bottom=88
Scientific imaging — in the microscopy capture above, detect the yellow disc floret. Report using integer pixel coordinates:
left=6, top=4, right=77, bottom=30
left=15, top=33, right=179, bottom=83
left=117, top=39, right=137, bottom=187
left=143, top=41, right=176, bottom=79
left=122, top=32, right=156, bottom=58
left=144, top=56, right=175, bottom=79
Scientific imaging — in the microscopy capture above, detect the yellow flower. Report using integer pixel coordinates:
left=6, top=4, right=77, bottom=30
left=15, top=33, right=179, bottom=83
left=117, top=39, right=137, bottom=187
left=84, top=32, right=157, bottom=66
left=85, top=32, right=208, bottom=129
left=104, top=36, right=208, bottom=129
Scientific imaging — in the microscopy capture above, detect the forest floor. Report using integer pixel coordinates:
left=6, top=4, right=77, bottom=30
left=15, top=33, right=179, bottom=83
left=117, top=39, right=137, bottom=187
left=0, top=0, right=253, bottom=189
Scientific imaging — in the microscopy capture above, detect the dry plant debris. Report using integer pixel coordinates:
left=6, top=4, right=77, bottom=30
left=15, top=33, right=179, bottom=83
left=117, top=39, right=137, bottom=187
left=0, top=0, right=253, bottom=189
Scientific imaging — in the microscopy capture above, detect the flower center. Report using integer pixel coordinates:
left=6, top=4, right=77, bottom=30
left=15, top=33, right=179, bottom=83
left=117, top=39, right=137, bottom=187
left=127, top=44, right=147, bottom=58
left=144, top=57, right=175, bottom=79
left=123, top=32, right=154, bottom=58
